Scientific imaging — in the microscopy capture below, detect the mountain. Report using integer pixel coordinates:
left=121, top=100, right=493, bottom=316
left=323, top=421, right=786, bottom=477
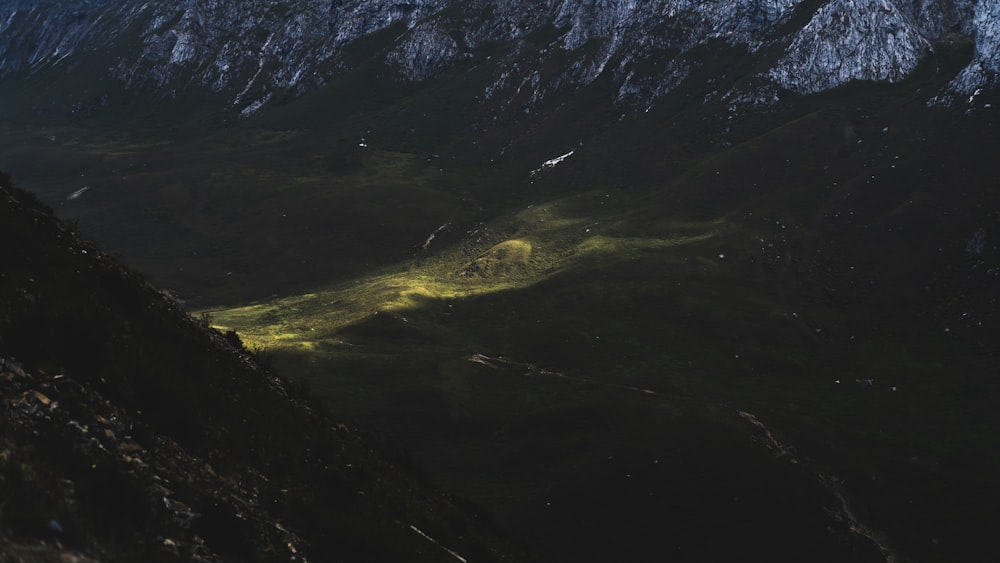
left=1, top=0, right=998, bottom=118
left=0, top=172, right=518, bottom=561
left=2, top=2, right=1000, bottom=562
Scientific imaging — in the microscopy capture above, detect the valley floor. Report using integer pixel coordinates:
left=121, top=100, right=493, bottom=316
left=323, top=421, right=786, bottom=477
left=3, top=88, right=999, bottom=561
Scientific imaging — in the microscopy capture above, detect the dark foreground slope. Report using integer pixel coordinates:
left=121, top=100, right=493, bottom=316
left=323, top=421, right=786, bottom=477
left=0, top=171, right=519, bottom=561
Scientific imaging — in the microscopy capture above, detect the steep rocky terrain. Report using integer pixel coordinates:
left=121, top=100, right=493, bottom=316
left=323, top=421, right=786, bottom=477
left=940, top=0, right=1000, bottom=100
left=1, top=0, right=998, bottom=117
left=0, top=173, right=518, bottom=561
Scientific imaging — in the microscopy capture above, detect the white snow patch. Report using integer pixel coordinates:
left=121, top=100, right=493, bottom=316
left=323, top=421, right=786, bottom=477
left=239, top=92, right=272, bottom=117
left=421, top=223, right=450, bottom=250
left=530, top=150, right=575, bottom=176
left=67, top=186, right=91, bottom=201
left=2, top=11, right=16, bottom=31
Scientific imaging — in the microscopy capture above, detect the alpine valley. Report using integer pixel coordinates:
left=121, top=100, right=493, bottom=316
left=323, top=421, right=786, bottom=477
left=1, top=1, right=999, bottom=561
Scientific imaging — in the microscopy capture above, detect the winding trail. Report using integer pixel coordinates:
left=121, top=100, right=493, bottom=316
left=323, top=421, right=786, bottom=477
left=409, top=525, right=468, bottom=563
left=467, top=352, right=902, bottom=562
left=467, top=353, right=666, bottom=397
left=738, top=411, right=901, bottom=563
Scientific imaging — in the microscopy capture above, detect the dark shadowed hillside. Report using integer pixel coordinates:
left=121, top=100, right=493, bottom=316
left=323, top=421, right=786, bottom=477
left=0, top=171, right=520, bottom=561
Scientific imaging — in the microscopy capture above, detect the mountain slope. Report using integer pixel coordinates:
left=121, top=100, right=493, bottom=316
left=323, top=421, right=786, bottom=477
left=0, top=172, right=519, bottom=561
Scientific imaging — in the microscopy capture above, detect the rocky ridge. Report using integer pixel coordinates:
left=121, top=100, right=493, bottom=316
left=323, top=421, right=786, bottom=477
left=768, top=0, right=941, bottom=93
left=939, top=0, right=1000, bottom=101
left=1, top=0, right=998, bottom=117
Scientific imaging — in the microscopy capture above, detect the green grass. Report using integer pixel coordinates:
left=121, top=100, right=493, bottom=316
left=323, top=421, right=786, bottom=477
left=193, top=91, right=1000, bottom=561
left=205, top=183, right=728, bottom=354
left=3, top=42, right=1000, bottom=560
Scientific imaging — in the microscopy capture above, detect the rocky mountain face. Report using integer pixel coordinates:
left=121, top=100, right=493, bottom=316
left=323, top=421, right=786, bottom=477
left=1, top=0, right=997, bottom=117
left=941, top=0, right=1000, bottom=100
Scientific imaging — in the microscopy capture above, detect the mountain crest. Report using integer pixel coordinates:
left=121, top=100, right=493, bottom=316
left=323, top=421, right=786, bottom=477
left=1, top=0, right=997, bottom=117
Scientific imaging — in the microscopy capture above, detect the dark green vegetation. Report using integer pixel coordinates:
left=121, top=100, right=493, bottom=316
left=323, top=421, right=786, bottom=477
left=0, top=173, right=519, bottom=561
left=2, top=29, right=1000, bottom=563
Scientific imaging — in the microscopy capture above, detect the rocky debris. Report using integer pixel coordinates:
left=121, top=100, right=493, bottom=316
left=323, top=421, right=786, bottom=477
left=0, top=356, right=306, bottom=561
left=0, top=538, right=99, bottom=563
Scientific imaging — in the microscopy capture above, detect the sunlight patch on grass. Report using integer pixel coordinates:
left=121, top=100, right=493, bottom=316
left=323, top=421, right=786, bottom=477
left=208, top=129, right=302, bottom=152
left=577, top=233, right=716, bottom=257
left=73, top=137, right=174, bottom=153
left=210, top=235, right=557, bottom=351
left=208, top=190, right=725, bottom=353
left=459, top=239, right=533, bottom=278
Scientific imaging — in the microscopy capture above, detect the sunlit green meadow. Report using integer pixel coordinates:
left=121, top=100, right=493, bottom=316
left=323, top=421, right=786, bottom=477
left=207, top=192, right=726, bottom=356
